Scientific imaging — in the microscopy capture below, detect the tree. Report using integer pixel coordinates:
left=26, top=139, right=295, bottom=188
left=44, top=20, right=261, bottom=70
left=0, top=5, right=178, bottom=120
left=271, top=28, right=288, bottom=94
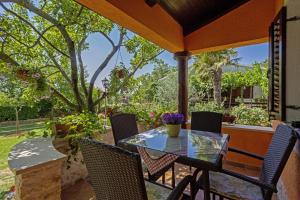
left=192, top=49, right=239, bottom=104
left=0, top=71, right=38, bottom=133
left=222, top=71, right=244, bottom=108
left=0, top=0, right=163, bottom=113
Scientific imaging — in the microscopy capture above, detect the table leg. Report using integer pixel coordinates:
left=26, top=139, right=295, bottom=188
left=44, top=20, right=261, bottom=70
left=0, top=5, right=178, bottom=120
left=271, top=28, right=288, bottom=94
left=203, top=170, right=210, bottom=200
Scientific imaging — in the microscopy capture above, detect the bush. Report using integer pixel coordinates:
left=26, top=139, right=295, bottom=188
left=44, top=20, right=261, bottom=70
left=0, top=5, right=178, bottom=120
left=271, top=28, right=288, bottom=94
left=118, top=103, right=176, bottom=128
left=0, top=99, right=53, bottom=122
left=0, top=106, right=39, bottom=121
left=230, top=104, right=270, bottom=126
left=189, top=101, right=225, bottom=114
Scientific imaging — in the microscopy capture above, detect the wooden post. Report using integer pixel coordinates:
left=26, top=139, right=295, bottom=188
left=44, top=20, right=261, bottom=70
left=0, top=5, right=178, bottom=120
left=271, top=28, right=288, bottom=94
left=174, top=51, right=191, bottom=128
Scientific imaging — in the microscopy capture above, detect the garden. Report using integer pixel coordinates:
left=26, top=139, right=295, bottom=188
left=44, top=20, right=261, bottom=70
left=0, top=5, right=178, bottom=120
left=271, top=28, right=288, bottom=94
left=0, top=0, right=270, bottom=198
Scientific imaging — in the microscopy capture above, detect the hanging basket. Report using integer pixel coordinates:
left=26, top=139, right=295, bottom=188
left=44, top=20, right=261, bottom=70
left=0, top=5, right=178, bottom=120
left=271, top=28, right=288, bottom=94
left=16, top=69, right=30, bottom=81
left=116, top=68, right=126, bottom=79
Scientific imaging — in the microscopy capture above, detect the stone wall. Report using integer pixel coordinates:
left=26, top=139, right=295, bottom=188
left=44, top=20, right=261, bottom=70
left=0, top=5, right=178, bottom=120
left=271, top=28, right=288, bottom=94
left=15, top=161, right=63, bottom=200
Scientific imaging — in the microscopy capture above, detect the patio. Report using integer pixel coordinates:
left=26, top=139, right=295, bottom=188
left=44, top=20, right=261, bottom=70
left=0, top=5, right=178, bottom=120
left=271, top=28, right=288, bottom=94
left=3, top=0, right=300, bottom=199
left=60, top=126, right=268, bottom=200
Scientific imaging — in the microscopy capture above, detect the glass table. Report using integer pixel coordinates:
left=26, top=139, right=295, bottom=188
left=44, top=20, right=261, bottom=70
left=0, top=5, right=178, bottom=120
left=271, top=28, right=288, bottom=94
left=119, top=127, right=229, bottom=200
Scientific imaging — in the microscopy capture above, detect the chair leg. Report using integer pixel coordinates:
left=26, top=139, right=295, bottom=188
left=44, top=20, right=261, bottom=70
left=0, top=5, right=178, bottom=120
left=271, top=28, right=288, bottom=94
left=171, top=164, right=175, bottom=188
left=162, top=173, right=165, bottom=184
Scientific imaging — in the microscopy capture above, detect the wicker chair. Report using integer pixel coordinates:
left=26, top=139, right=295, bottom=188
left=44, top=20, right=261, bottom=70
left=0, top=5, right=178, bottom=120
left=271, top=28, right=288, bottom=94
left=194, top=124, right=297, bottom=200
left=191, top=111, right=223, bottom=133
left=110, top=113, right=176, bottom=187
left=80, top=138, right=193, bottom=200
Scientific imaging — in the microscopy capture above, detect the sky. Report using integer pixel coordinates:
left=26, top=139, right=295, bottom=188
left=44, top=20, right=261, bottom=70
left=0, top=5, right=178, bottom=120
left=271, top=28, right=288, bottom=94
left=82, top=30, right=269, bottom=88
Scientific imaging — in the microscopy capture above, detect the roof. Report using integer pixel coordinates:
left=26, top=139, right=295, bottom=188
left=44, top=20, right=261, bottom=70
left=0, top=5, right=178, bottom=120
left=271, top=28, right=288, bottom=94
left=76, top=0, right=283, bottom=54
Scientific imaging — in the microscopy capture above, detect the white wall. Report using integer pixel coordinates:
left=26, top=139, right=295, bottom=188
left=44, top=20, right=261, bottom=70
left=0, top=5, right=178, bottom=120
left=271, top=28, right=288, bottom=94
left=285, top=0, right=300, bottom=121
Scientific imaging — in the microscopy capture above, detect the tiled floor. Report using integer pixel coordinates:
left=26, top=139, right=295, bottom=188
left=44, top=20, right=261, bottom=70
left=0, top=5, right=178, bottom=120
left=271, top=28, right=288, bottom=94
left=62, top=161, right=273, bottom=200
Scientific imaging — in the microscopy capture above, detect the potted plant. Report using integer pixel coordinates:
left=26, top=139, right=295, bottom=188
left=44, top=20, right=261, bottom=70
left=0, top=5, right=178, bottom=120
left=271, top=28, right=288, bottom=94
left=16, top=69, right=30, bottom=81
left=222, top=112, right=236, bottom=124
left=162, top=113, right=184, bottom=137
left=50, top=113, right=104, bottom=188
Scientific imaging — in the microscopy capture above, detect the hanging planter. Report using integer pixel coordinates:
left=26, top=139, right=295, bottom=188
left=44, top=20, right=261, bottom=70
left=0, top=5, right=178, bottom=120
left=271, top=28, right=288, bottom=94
left=115, top=68, right=126, bottom=79
left=16, top=69, right=30, bottom=81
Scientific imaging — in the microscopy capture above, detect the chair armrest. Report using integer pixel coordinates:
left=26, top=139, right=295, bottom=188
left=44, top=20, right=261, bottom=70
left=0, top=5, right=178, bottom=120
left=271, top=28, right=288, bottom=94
left=228, top=147, right=264, bottom=160
left=167, top=175, right=193, bottom=200
left=220, top=169, right=277, bottom=192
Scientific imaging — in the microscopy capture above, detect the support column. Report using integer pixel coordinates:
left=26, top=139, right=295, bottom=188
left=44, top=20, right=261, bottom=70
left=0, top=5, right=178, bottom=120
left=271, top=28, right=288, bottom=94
left=174, top=51, right=191, bottom=128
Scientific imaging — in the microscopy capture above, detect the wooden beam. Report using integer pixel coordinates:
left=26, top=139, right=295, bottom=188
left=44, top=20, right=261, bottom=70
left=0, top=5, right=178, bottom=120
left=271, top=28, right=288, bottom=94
left=76, top=0, right=184, bottom=53
left=145, top=0, right=159, bottom=7
left=174, top=51, right=191, bottom=128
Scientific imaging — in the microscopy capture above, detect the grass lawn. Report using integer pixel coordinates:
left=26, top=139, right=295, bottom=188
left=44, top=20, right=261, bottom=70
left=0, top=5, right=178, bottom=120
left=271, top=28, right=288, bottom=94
left=0, top=129, right=45, bottom=195
left=0, top=121, right=45, bottom=136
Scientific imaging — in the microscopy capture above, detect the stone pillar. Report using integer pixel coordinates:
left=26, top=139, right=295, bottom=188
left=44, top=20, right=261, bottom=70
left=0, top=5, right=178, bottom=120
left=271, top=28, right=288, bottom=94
left=15, top=160, right=64, bottom=200
left=8, top=138, right=67, bottom=200
left=174, top=51, right=191, bottom=128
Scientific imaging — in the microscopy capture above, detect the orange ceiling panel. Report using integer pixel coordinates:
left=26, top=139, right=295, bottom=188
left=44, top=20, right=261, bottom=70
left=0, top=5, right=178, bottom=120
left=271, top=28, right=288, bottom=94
left=77, top=0, right=283, bottom=54
left=184, top=0, right=279, bottom=53
left=76, top=0, right=184, bottom=52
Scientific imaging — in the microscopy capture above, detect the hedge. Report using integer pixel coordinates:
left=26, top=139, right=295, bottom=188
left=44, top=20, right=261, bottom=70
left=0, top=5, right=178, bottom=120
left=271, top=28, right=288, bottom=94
left=0, top=99, right=53, bottom=121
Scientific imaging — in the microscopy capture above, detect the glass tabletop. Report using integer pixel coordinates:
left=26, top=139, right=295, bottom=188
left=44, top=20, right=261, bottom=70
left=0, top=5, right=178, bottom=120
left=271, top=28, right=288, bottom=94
left=120, top=127, right=229, bottom=164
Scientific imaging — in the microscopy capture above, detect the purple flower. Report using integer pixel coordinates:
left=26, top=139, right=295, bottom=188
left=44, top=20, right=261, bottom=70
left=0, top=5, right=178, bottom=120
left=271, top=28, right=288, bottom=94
left=162, top=113, right=184, bottom=125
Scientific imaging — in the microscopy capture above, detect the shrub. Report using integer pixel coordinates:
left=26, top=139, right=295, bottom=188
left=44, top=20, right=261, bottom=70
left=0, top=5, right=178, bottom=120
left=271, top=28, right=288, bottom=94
left=189, top=101, right=225, bottom=114
left=0, top=106, right=39, bottom=121
left=118, top=103, right=176, bottom=128
left=230, top=104, right=270, bottom=126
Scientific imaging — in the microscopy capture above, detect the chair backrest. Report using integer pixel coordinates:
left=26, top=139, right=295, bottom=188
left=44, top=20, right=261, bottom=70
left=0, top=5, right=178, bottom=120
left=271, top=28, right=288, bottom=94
left=191, top=111, right=223, bottom=133
left=110, top=113, right=139, bottom=145
left=260, top=124, right=297, bottom=187
left=80, top=138, right=148, bottom=200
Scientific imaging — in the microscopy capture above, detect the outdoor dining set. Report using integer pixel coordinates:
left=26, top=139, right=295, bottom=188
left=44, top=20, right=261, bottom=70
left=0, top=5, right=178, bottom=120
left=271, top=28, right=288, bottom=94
left=79, top=111, right=297, bottom=200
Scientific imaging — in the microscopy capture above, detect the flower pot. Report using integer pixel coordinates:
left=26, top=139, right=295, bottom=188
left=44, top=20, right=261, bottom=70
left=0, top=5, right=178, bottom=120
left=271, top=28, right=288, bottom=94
left=55, top=124, right=71, bottom=136
left=16, top=69, right=29, bottom=81
left=116, top=69, right=125, bottom=78
left=166, top=124, right=181, bottom=137
left=222, top=115, right=236, bottom=124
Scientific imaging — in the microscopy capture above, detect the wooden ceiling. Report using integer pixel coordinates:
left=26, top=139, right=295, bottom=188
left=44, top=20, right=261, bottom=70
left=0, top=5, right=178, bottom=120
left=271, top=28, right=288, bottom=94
left=146, top=0, right=250, bottom=36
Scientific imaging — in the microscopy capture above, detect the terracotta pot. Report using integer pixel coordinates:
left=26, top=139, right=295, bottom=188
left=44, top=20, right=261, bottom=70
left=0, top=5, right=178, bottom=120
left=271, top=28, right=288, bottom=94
left=116, top=69, right=125, bottom=78
left=223, top=115, right=236, bottom=123
left=166, top=124, right=181, bottom=137
left=16, top=69, right=29, bottom=81
left=55, top=124, right=70, bottom=135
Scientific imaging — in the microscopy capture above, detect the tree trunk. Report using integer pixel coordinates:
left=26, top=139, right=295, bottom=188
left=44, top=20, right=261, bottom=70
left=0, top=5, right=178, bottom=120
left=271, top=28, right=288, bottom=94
left=15, top=107, right=19, bottom=134
left=229, top=87, right=233, bottom=108
left=240, top=87, right=244, bottom=103
left=212, top=68, right=222, bottom=104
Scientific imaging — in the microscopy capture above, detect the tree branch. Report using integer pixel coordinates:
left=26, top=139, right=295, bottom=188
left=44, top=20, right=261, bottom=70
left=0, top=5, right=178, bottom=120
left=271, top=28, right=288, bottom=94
left=0, top=2, right=69, bottom=57
left=28, top=25, right=56, bottom=49
left=43, top=46, right=72, bottom=85
left=48, top=85, right=77, bottom=110
left=0, top=52, right=20, bottom=66
left=93, top=50, right=164, bottom=106
left=0, top=27, right=30, bottom=48
left=1, top=0, right=84, bottom=110
left=87, top=30, right=125, bottom=111
left=78, top=36, right=89, bottom=98
left=92, top=31, right=115, bottom=47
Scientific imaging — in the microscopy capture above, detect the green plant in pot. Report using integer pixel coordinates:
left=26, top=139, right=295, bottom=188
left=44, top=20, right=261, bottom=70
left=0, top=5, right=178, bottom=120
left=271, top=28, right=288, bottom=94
left=51, top=113, right=104, bottom=166
left=162, top=113, right=184, bottom=137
